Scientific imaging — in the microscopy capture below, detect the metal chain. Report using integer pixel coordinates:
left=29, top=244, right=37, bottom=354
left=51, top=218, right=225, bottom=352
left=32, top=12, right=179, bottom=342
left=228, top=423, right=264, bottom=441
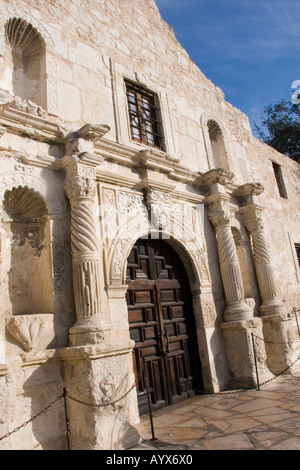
left=252, top=334, right=300, bottom=344
left=68, top=379, right=137, bottom=408
left=252, top=307, right=300, bottom=344
left=1, top=308, right=299, bottom=441
left=68, top=368, right=142, bottom=408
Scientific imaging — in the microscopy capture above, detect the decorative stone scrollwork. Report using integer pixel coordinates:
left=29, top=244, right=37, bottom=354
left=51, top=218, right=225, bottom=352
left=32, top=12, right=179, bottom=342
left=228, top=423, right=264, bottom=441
left=145, top=189, right=172, bottom=231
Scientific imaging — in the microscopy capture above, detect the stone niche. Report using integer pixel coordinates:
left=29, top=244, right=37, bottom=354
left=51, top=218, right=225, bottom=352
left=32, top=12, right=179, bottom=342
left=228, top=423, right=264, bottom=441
left=3, top=17, right=47, bottom=109
left=1, top=186, right=54, bottom=352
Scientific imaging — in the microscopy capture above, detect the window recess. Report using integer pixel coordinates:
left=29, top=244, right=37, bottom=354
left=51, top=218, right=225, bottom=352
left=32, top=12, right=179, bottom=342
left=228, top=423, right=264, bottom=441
left=295, top=243, right=300, bottom=268
left=272, top=162, right=288, bottom=199
left=125, top=80, right=165, bottom=151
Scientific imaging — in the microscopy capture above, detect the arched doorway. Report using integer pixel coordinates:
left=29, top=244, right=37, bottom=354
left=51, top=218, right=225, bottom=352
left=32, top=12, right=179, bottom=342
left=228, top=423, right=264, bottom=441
left=126, top=238, right=204, bottom=414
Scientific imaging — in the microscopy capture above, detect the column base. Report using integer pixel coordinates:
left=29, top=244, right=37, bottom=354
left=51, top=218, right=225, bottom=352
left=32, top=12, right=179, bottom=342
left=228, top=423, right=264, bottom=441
left=261, top=313, right=299, bottom=375
left=69, top=316, right=113, bottom=347
left=221, top=318, right=273, bottom=389
left=60, top=340, right=141, bottom=450
left=259, top=299, right=285, bottom=317
left=224, top=301, right=254, bottom=322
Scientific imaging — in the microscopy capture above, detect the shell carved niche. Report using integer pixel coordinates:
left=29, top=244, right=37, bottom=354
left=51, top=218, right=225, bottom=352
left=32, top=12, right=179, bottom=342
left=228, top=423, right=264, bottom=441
left=4, top=185, right=48, bottom=222
left=5, top=17, right=45, bottom=56
left=3, top=185, right=48, bottom=254
left=6, top=314, right=54, bottom=352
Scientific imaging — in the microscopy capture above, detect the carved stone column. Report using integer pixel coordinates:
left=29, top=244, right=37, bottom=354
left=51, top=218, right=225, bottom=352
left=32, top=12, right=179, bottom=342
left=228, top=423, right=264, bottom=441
left=62, top=134, right=111, bottom=346
left=242, top=205, right=285, bottom=316
left=208, top=200, right=253, bottom=322
left=236, top=183, right=296, bottom=374
left=199, top=170, right=271, bottom=389
left=235, top=183, right=284, bottom=316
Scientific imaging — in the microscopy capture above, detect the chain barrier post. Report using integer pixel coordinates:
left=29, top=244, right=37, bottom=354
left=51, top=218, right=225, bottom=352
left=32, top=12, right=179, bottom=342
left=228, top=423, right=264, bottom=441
left=251, top=332, right=260, bottom=391
left=63, top=388, right=72, bottom=450
left=143, top=358, right=157, bottom=441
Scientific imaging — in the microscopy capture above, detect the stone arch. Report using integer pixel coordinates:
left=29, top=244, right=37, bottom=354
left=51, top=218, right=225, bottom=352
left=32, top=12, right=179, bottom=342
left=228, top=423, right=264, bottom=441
left=107, top=212, right=227, bottom=394
left=108, top=214, right=209, bottom=291
left=201, top=112, right=232, bottom=171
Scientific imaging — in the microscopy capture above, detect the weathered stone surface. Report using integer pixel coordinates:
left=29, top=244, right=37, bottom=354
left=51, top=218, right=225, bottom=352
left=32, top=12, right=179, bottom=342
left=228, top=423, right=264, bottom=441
left=0, top=0, right=299, bottom=450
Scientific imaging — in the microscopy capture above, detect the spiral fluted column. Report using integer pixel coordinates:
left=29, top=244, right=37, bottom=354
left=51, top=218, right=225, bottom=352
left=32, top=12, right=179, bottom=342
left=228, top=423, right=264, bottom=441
left=208, top=203, right=253, bottom=322
left=242, top=208, right=285, bottom=316
left=63, top=152, right=110, bottom=346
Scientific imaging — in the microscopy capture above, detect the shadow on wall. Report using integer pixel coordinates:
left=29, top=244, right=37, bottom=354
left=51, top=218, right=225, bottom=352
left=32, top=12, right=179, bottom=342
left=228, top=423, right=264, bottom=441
left=22, top=357, right=66, bottom=450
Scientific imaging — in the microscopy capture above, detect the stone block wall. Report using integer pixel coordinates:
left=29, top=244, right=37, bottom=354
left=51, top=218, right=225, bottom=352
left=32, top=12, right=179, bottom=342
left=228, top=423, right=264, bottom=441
left=0, top=0, right=299, bottom=450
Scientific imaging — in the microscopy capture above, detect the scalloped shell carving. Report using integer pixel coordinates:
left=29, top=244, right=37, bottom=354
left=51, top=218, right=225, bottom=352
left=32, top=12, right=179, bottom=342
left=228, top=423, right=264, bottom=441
left=6, top=314, right=54, bottom=352
left=5, top=17, right=45, bottom=56
left=3, top=186, right=48, bottom=222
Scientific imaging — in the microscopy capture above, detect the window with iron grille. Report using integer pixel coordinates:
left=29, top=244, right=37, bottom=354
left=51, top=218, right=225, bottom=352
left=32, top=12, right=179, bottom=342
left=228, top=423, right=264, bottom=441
left=125, top=80, right=165, bottom=151
left=272, top=162, right=288, bottom=199
left=295, top=244, right=300, bottom=268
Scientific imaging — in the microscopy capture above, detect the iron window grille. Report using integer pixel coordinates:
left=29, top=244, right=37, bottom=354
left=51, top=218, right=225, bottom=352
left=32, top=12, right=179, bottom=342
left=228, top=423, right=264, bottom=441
left=125, top=80, right=165, bottom=151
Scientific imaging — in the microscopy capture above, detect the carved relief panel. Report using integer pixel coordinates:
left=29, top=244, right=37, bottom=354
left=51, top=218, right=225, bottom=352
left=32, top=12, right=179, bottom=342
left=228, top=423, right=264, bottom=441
left=98, top=184, right=210, bottom=287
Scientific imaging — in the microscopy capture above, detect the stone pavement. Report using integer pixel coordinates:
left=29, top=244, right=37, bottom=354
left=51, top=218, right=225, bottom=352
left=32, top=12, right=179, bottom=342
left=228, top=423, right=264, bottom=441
left=131, top=363, right=300, bottom=451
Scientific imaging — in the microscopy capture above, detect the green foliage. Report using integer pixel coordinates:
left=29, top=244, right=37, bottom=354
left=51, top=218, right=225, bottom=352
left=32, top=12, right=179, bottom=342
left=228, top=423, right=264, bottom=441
left=254, top=100, right=300, bottom=164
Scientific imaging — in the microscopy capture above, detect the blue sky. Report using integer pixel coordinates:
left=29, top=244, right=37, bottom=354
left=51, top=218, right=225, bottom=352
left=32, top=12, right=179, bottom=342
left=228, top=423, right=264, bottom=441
left=155, top=0, right=300, bottom=136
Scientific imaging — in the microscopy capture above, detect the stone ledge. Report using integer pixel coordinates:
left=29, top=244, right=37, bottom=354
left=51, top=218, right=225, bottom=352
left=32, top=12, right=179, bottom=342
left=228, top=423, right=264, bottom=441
left=59, top=339, right=135, bottom=361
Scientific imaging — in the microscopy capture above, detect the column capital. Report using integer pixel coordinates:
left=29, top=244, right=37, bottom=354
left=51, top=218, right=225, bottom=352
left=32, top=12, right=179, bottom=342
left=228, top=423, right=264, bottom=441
left=63, top=159, right=97, bottom=202
left=207, top=193, right=232, bottom=228
left=208, top=208, right=231, bottom=228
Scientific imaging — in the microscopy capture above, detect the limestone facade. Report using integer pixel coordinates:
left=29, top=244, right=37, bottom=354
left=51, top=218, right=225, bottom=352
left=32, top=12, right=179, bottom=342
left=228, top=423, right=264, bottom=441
left=0, top=0, right=299, bottom=450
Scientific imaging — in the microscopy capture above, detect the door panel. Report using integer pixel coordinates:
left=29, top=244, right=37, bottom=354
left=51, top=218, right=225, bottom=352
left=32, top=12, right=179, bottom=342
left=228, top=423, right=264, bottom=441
left=126, top=238, right=203, bottom=414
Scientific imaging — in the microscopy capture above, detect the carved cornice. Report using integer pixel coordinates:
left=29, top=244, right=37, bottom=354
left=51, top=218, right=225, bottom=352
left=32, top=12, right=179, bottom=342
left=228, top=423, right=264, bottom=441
left=68, top=123, right=110, bottom=142
left=234, top=182, right=264, bottom=207
left=194, top=168, right=234, bottom=188
left=0, top=99, right=66, bottom=144
left=234, top=182, right=264, bottom=198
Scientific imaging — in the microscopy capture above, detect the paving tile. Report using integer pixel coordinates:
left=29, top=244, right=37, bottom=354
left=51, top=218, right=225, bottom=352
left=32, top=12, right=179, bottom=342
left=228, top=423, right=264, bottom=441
left=270, top=437, right=300, bottom=450
left=248, top=430, right=292, bottom=449
left=201, top=434, right=254, bottom=450
left=131, top=364, right=300, bottom=451
left=205, top=416, right=261, bottom=434
left=159, top=426, right=207, bottom=440
left=232, top=398, right=284, bottom=414
left=188, top=407, right=233, bottom=419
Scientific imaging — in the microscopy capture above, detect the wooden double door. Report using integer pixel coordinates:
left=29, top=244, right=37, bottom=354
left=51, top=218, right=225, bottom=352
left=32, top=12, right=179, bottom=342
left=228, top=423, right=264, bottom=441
left=126, top=238, right=203, bottom=414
